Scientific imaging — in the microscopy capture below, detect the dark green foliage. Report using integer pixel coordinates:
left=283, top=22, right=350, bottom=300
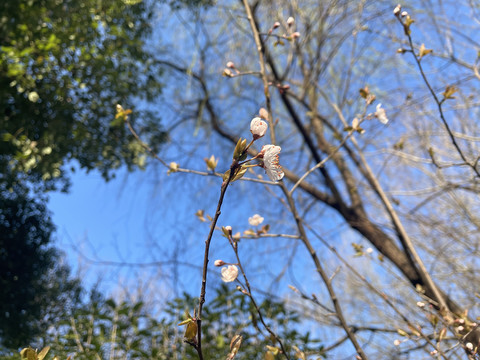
left=0, top=183, right=81, bottom=350
left=0, top=0, right=167, bottom=192
left=48, top=290, right=177, bottom=360
left=35, top=285, right=323, bottom=359
left=168, top=284, right=325, bottom=359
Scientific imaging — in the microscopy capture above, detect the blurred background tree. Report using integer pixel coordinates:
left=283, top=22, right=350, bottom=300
left=0, top=0, right=167, bottom=192
left=0, top=182, right=81, bottom=350
left=0, top=0, right=168, bottom=352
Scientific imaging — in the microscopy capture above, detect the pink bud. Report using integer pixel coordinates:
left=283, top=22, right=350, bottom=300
left=214, top=259, right=226, bottom=267
left=259, top=107, right=269, bottom=120
left=273, top=21, right=280, bottom=29
left=226, top=61, right=235, bottom=68
left=287, top=17, right=294, bottom=26
left=291, top=32, right=300, bottom=39
left=401, top=11, right=408, bottom=17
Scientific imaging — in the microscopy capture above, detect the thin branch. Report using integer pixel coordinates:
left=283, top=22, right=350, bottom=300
left=227, top=233, right=291, bottom=359
left=396, top=14, right=480, bottom=179
left=279, top=181, right=369, bottom=360
left=195, top=160, right=237, bottom=360
left=242, top=0, right=276, bottom=145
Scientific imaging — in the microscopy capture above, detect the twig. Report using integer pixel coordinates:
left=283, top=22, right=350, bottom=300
left=227, top=233, right=291, bottom=359
left=280, top=182, right=370, bottom=360
left=195, top=161, right=237, bottom=359
left=242, top=0, right=276, bottom=145
left=396, top=14, right=480, bottom=179
left=289, top=128, right=356, bottom=195
left=305, top=223, right=450, bottom=360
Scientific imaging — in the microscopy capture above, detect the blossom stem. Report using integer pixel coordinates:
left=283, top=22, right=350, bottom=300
left=196, top=159, right=240, bottom=359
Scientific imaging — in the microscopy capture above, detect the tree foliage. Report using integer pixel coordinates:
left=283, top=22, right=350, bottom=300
left=19, top=285, right=319, bottom=360
left=0, top=0, right=167, bottom=191
left=0, top=183, right=81, bottom=350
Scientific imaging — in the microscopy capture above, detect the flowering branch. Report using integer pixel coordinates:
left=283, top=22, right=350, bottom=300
left=222, top=229, right=291, bottom=359
left=194, top=164, right=236, bottom=360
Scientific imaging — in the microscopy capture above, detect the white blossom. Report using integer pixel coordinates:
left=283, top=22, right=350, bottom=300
left=248, top=214, right=264, bottom=226
left=375, top=103, right=389, bottom=124
left=221, top=265, right=239, bottom=282
left=250, top=117, right=268, bottom=139
left=259, top=145, right=284, bottom=182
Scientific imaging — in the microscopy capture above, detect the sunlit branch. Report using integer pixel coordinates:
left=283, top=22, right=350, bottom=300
left=395, top=14, right=480, bottom=179
left=304, top=223, right=450, bottom=359
left=226, top=232, right=291, bottom=359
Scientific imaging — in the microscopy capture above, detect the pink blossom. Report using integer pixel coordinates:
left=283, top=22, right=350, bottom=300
left=221, top=265, right=239, bottom=282
left=250, top=117, right=268, bottom=139
left=259, top=145, right=284, bottom=182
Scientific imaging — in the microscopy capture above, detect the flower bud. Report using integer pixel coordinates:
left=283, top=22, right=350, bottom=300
left=214, top=259, right=226, bottom=267
left=273, top=21, right=280, bottom=29
left=291, top=32, right=300, bottom=39
left=393, top=4, right=401, bottom=16
left=401, top=11, right=408, bottom=17
left=287, top=17, right=295, bottom=26
left=222, top=225, right=233, bottom=237
left=223, top=68, right=233, bottom=77
left=226, top=61, right=235, bottom=68
left=167, top=162, right=179, bottom=175
left=250, top=117, right=268, bottom=140
left=259, top=107, right=269, bottom=120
